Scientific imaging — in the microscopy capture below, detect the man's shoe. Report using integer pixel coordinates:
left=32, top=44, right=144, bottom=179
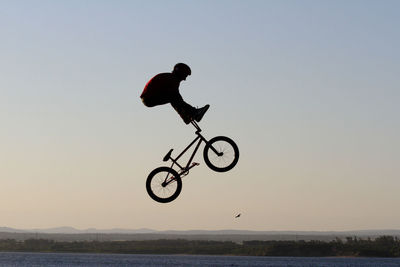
left=183, top=116, right=192, bottom=124
left=194, top=104, right=210, bottom=122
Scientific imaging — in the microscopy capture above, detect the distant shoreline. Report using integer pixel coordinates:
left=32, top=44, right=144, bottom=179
left=2, top=229, right=400, bottom=243
left=0, top=236, right=399, bottom=257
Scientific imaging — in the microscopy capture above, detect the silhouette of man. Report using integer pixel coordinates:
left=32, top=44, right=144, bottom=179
left=141, top=63, right=209, bottom=124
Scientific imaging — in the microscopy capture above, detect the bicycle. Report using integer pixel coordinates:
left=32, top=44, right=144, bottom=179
left=146, top=120, right=239, bottom=203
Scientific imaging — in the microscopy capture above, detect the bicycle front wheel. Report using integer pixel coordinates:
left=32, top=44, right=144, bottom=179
left=146, top=167, right=182, bottom=203
left=203, top=136, right=239, bottom=172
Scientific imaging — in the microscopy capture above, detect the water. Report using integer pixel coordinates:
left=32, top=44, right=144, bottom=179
left=0, top=252, right=399, bottom=266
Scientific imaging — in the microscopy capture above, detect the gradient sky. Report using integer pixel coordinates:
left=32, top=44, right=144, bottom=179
left=1, top=0, right=399, bottom=231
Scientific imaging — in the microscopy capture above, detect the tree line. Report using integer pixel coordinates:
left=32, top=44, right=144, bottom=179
left=0, top=236, right=399, bottom=257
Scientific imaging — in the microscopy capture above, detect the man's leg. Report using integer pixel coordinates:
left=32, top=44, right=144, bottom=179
left=141, top=97, right=155, bottom=107
left=170, top=99, right=197, bottom=124
left=142, top=96, right=169, bottom=107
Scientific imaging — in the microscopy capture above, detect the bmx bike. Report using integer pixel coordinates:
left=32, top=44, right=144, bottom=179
left=146, top=120, right=239, bottom=203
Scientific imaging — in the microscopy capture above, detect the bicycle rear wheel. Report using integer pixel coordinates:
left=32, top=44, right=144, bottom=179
left=203, top=136, right=239, bottom=172
left=146, top=167, right=182, bottom=203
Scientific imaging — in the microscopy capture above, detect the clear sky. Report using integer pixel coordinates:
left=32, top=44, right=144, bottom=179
left=1, top=0, right=399, bottom=231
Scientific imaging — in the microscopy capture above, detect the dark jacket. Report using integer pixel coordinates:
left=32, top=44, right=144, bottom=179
left=140, top=73, right=183, bottom=107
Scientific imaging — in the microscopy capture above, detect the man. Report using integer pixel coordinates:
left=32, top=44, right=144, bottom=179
left=140, top=63, right=209, bottom=124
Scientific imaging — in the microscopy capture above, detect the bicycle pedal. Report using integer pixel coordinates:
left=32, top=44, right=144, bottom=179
left=191, top=162, right=200, bottom=167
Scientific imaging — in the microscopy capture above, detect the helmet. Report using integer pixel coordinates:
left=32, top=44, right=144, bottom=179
left=173, top=63, right=191, bottom=78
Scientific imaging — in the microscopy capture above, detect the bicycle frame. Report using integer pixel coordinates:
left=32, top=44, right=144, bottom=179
left=165, top=121, right=206, bottom=176
left=162, top=121, right=224, bottom=186
left=147, top=118, right=239, bottom=203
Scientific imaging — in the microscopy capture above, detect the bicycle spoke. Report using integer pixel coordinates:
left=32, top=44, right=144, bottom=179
left=203, top=136, right=239, bottom=172
left=208, top=141, right=235, bottom=168
left=150, top=171, right=178, bottom=199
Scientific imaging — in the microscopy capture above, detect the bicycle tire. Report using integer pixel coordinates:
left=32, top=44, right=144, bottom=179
left=203, top=136, right=239, bottom=172
left=146, top=167, right=182, bottom=203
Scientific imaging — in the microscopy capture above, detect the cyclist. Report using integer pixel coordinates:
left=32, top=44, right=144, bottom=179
left=140, top=63, right=209, bottom=124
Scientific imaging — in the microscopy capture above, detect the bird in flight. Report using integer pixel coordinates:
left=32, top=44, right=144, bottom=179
left=235, top=213, right=241, bottom=218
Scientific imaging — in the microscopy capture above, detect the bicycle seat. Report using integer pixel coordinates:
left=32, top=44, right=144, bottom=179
left=163, top=149, right=173, bottom=162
